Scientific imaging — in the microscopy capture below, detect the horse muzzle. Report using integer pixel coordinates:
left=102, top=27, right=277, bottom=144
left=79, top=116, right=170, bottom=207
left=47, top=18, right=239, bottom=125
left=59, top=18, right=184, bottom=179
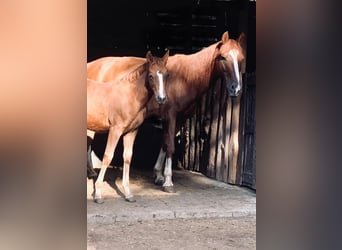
left=227, top=81, right=242, bottom=97
left=229, top=88, right=241, bottom=97
left=156, top=96, right=167, bottom=104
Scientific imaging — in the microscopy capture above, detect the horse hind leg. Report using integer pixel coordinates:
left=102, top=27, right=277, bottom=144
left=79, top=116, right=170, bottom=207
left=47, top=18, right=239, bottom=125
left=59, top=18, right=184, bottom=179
left=87, top=143, right=98, bottom=179
left=87, top=130, right=97, bottom=178
left=153, top=148, right=166, bottom=185
left=94, top=127, right=121, bottom=203
left=122, top=130, right=138, bottom=202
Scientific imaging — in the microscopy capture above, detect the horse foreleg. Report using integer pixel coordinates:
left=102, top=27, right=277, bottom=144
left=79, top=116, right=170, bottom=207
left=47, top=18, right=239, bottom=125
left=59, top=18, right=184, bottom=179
left=94, top=127, right=121, bottom=203
left=162, top=114, right=176, bottom=193
left=153, top=148, right=166, bottom=185
left=162, top=156, right=175, bottom=193
left=122, top=130, right=138, bottom=202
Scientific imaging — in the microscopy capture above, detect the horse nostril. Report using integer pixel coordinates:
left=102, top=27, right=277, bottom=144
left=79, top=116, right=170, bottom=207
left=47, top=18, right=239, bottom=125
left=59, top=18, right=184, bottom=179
left=157, top=96, right=166, bottom=103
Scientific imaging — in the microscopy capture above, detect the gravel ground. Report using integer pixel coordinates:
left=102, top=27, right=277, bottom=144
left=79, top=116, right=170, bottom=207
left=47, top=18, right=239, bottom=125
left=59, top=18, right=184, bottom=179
left=87, top=216, right=256, bottom=250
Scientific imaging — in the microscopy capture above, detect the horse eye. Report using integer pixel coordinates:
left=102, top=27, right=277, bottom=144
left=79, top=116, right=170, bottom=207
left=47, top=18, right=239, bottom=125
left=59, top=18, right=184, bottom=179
left=218, top=55, right=226, bottom=61
left=149, top=75, right=153, bottom=80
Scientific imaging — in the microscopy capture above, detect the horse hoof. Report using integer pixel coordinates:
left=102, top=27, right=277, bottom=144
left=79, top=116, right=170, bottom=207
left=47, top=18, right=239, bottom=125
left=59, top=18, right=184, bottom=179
left=87, top=168, right=98, bottom=179
left=162, top=186, right=176, bottom=193
left=94, top=198, right=104, bottom=204
left=154, top=177, right=165, bottom=186
left=87, top=172, right=98, bottom=179
left=125, top=196, right=136, bottom=202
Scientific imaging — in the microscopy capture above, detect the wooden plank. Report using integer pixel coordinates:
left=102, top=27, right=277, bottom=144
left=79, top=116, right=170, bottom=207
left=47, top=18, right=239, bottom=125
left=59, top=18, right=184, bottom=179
left=228, top=95, right=242, bottom=184
left=193, top=102, right=201, bottom=172
left=184, top=119, right=191, bottom=170
left=236, top=75, right=248, bottom=186
left=201, top=85, right=214, bottom=177
left=215, top=80, right=226, bottom=182
left=223, top=93, right=233, bottom=183
left=208, top=80, right=221, bottom=179
left=189, top=116, right=196, bottom=170
left=198, top=92, right=208, bottom=174
left=217, top=81, right=230, bottom=182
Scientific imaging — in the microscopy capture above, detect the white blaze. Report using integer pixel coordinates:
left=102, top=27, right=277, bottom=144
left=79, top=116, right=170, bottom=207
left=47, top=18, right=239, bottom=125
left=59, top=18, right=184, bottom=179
left=228, top=50, right=240, bottom=83
left=156, top=71, right=165, bottom=99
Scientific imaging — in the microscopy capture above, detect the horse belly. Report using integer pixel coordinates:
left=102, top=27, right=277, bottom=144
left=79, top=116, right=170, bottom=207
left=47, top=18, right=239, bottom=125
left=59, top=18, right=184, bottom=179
left=87, top=112, right=110, bottom=132
left=123, top=108, right=146, bottom=133
left=87, top=96, right=111, bottom=131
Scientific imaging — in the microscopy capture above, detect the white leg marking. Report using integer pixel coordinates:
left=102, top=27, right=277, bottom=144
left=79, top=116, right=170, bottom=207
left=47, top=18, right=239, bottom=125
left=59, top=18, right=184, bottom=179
left=122, top=146, right=133, bottom=199
left=87, top=129, right=95, bottom=139
left=163, top=157, right=173, bottom=187
left=91, top=150, right=102, bottom=168
left=94, top=163, right=111, bottom=201
left=156, top=71, right=166, bottom=99
left=154, top=148, right=166, bottom=184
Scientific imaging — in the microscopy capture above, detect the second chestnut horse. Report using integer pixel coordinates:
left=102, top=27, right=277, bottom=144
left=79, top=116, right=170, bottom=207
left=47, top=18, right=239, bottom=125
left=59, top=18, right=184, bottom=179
left=87, top=50, right=169, bottom=203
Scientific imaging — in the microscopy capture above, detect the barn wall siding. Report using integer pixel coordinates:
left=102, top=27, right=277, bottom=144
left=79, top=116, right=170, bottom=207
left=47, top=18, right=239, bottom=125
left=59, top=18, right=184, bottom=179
left=178, top=72, right=255, bottom=189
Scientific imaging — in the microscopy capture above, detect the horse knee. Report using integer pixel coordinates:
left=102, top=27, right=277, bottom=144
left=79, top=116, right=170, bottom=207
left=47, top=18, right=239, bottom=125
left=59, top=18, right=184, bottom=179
left=167, top=145, right=175, bottom=158
left=123, top=148, right=133, bottom=164
left=162, top=145, right=167, bottom=154
left=162, top=143, right=175, bottom=157
left=102, top=152, right=114, bottom=166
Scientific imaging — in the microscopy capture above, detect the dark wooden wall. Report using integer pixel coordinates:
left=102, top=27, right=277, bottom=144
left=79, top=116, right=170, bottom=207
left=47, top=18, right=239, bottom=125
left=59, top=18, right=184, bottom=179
left=240, top=73, right=256, bottom=189
left=88, top=0, right=254, bottom=62
left=88, top=0, right=256, bottom=189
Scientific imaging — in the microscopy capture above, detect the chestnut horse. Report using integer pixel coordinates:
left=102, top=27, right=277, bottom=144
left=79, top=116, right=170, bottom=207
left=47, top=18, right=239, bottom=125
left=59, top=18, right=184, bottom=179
left=87, top=50, right=169, bottom=203
left=87, top=31, right=246, bottom=193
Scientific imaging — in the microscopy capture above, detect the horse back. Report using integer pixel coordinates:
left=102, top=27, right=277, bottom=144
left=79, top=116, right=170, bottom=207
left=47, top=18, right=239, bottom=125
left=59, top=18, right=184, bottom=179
left=87, top=56, right=146, bottom=82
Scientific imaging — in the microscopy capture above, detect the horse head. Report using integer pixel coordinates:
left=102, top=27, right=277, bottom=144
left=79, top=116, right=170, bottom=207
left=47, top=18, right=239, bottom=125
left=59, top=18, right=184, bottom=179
left=146, top=50, right=169, bottom=104
left=215, top=31, right=246, bottom=97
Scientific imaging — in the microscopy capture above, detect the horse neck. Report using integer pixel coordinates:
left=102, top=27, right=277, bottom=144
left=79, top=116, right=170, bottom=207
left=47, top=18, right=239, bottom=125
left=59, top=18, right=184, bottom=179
left=178, top=42, right=219, bottom=94
left=122, top=63, right=153, bottom=103
left=121, top=63, right=147, bottom=84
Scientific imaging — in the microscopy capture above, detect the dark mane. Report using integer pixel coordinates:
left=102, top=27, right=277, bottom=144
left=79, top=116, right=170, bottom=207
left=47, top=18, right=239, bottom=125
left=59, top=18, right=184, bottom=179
left=121, top=63, right=147, bottom=83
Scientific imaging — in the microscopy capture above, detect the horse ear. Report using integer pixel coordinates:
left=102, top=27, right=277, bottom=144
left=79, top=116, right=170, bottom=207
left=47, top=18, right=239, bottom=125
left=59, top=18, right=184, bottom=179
left=221, top=31, right=229, bottom=42
left=162, top=49, right=169, bottom=64
left=237, top=33, right=247, bottom=73
left=146, top=50, right=153, bottom=63
left=237, top=32, right=247, bottom=54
